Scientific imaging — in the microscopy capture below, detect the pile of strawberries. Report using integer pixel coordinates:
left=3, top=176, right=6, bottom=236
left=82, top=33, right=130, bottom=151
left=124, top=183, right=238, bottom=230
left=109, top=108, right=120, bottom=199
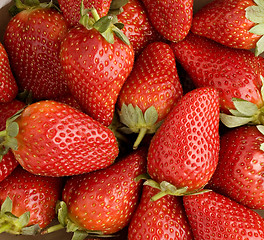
left=1, top=0, right=264, bottom=239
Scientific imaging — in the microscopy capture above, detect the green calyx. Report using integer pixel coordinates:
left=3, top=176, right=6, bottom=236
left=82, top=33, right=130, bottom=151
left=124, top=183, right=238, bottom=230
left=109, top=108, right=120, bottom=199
left=0, top=196, right=40, bottom=235
left=118, top=103, right=162, bottom=150
left=246, top=0, right=264, bottom=55
left=42, top=201, right=115, bottom=240
left=79, top=0, right=130, bottom=45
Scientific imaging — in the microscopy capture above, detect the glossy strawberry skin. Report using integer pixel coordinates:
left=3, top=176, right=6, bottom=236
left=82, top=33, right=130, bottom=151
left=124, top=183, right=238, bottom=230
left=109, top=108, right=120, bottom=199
left=4, top=8, right=69, bottom=100
left=170, top=32, right=264, bottom=113
left=0, top=166, right=63, bottom=228
left=191, top=0, right=260, bottom=50
left=141, top=0, right=193, bottom=42
left=0, top=43, right=18, bottom=103
left=62, top=148, right=147, bottom=234
left=183, top=191, right=264, bottom=239
left=58, top=0, right=111, bottom=27
left=118, top=41, right=183, bottom=123
left=128, top=185, right=193, bottom=240
left=60, top=26, right=134, bottom=126
left=13, top=100, right=119, bottom=177
left=208, top=126, right=264, bottom=209
left=147, top=87, right=220, bottom=192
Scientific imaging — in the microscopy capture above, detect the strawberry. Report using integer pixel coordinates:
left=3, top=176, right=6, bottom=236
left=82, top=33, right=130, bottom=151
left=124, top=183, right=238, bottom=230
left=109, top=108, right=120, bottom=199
left=1, top=100, right=119, bottom=177
left=141, top=0, right=193, bottom=42
left=128, top=185, right=193, bottom=240
left=58, top=0, right=112, bottom=27
left=55, top=93, right=83, bottom=111
left=117, top=41, right=183, bottom=149
left=3, top=0, right=69, bottom=100
left=207, top=125, right=264, bottom=210
left=49, top=148, right=147, bottom=239
left=191, top=0, right=264, bottom=56
left=183, top=190, right=264, bottom=239
left=112, top=0, right=160, bottom=56
left=60, top=5, right=134, bottom=126
left=0, top=42, right=18, bottom=103
left=170, top=32, right=264, bottom=128
left=146, top=87, right=220, bottom=198
left=0, top=166, right=63, bottom=235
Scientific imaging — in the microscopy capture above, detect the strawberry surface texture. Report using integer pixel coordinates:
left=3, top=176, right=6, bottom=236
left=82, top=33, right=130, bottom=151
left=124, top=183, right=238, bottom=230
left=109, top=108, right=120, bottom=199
left=0, top=0, right=264, bottom=240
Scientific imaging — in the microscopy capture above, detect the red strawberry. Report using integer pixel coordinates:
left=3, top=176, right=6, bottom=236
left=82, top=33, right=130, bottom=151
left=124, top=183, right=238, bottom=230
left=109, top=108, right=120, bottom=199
left=183, top=191, right=264, bottom=239
left=60, top=6, right=134, bottom=126
left=3, top=0, right=69, bottom=100
left=146, top=87, right=220, bottom=197
left=55, top=93, right=83, bottom=111
left=128, top=185, right=193, bottom=240
left=0, top=166, right=63, bottom=234
left=50, top=148, right=147, bottom=238
left=191, top=0, right=264, bottom=55
left=0, top=42, right=18, bottom=103
left=2, top=100, right=119, bottom=177
left=141, top=0, right=193, bottom=42
left=117, top=41, right=183, bottom=149
left=170, top=32, right=264, bottom=128
left=58, top=0, right=112, bottom=27
left=208, top=125, right=264, bottom=209
left=113, top=0, right=160, bottom=56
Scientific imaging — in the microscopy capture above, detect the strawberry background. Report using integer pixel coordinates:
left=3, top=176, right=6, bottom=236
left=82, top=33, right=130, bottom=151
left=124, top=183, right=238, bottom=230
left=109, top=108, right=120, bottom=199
left=0, top=0, right=264, bottom=239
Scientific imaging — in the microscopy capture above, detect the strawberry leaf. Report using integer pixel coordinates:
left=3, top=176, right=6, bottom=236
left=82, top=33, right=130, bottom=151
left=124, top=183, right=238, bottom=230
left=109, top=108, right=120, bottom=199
left=257, top=125, right=264, bottom=135
left=255, top=35, right=264, bottom=56
left=232, top=98, right=258, bottom=116
left=246, top=5, right=264, bottom=23
left=220, top=113, right=253, bottom=128
left=1, top=196, right=12, bottom=213
left=249, top=23, right=264, bottom=35
left=72, top=231, right=89, bottom=240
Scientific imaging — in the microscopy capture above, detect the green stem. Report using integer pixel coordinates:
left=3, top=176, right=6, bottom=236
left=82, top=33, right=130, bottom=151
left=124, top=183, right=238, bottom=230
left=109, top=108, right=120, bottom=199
left=41, top=224, right=64, bottom=234
left=133, top=127, right=148, bottom=150
left=91, top=7, right=100, bottom=21
left=151, top=191, right=168, bottom=202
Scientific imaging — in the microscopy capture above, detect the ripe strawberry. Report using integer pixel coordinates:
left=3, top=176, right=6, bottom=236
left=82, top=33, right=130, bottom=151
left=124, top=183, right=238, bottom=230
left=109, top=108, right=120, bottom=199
left=207, top=125, right=264, bottom=209
left=3, top=0, right=69, bottom=100
left=170, top=32, right=264, bottom=128
left=0, top=166, right=63, bottom=234
left=191, top=0, right=264, bottom=56
left=147, top=87, right=220, bottom=197
left=128, top=185, right=193, bottom=240
left=183, top=191, right=264, bottom=239
left=141, top=0, right=193, bottom=42
left=52, top=148, right=147, bottom=239
left=113, top=0, right=160, bottom=56
left=0, top=42, right=18, bottom=103
left=60, top=6, right=134, bottom=126
left=55, top=93, right=82, bottom=111
left=58, top=0, right=112, bottom=27
left=117, top=41, right=183, bottom=149
left=2, top=100, right=119, bottom=177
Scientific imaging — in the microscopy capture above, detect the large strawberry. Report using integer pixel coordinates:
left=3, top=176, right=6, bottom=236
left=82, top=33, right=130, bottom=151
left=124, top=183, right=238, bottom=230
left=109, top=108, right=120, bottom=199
left=170, top=32, right=264, bottom=128
left=183, top=191, right=264, bottom=239
left=0, top=42, right=18, bottom=103
left=191, top=0, right=264, bottom=56
left=117, top=41, right=183, bottom=150
left=47, top=148, right=147, bottom=239
left=128, top=185, right=193, bottom=240
left=0, top=166, right=63, bottom=235
left=146, top=87, right=220, bottom=198
left=141, top=0, right=193, bottom=42
left=3, top=0, right=69, bottom=100
left=208, top=125, right=264, bottom=210
left=60, top=4, right=134, bottom=126
left=0, top=100, right=119, bottom=177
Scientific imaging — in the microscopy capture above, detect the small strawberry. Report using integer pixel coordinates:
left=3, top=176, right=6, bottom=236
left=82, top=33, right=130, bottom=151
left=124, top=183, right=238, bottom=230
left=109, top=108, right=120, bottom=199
left=4, top=0, right=69, bottom=100
left=208, top=125, right=264, bottom=210
left=128, top=185, right=193, bottom=240
left=58, top=0, right=112, bottom=27
left=170, top=32, right=264, bottom=128
left=47, top=148, right=147, bottom=239
left=141, top=0, right=193, bottom=42
left=191, top=0, right=264, bottom=55
left=0, top=42, right=18, bottom=103
left=0, top=100, right=119, bottom=177
left=146, top=87, right=220, bottom=198
left=60, top=4, right=134, bottom=126
left=183, top=191, right=264, bottom=239
left=0, top=166, right=63, bottom=235
left=117, top=41, right=183, bottom=149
